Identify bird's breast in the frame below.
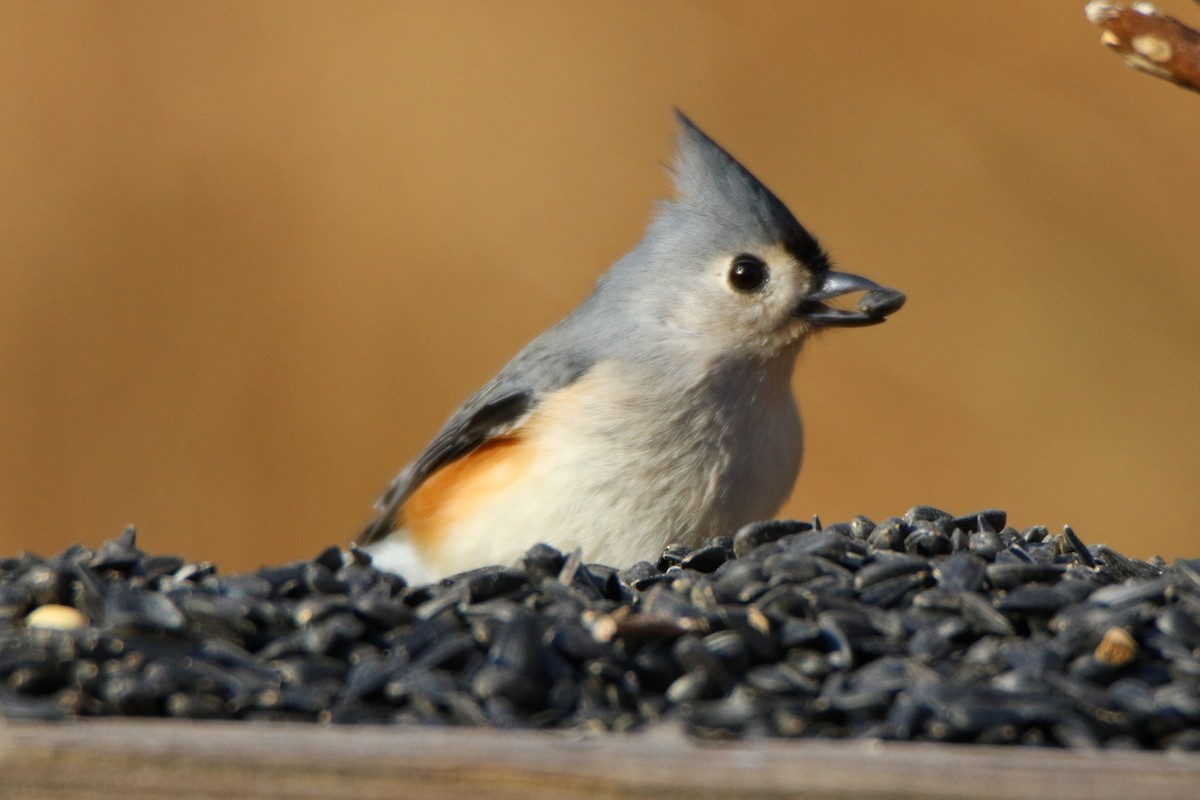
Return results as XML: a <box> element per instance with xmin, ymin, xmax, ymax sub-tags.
<box><xmin>416</xmin><ymin>357</ymin><xmax>803</xmax><ymax>574</ymax></box>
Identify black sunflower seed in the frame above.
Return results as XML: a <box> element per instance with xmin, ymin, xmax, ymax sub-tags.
<box><xmin>0</xmin><ymin>511</ymin><xmax>1194</xmax><ymax>750</ymax></box>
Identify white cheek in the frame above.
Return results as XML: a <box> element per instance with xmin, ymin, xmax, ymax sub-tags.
<box><xmin>670</xmin><ymin>250</ymin><xmax>812</xmax><ymax>350</ymax></box>
<box><xmin>749</xmin><ymin>268</ymin><xmax>801</xmax><ymax>329</ymax></box>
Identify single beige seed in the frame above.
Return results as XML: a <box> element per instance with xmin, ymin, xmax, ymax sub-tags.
<box><xmin>26</xmin><ymin>603</ymin><xmax>87</xmax><ymax>631</ymax></box>
<box><xmin>1094</xmin><ymin>626</ymin><xmax>1137</xmax><ymax>666</ymax></box>
<box><xmin>586</xmin><ymin>611</ymin><xmax>618</xmax><ymax>642</ymax></box>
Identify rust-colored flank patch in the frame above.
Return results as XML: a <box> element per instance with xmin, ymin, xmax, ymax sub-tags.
<box><xmin>398</xmin><ymin>434</ymin><xmax>531</xmax><ymax>549</ymax></box>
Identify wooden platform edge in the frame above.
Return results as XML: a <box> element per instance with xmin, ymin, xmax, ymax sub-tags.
<box><xmin>0</xmin><ymin>719</ymin><xmax>1197</xmax><ymax>800</ymax></box>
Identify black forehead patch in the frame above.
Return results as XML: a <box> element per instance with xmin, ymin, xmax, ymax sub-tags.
<box><xmin>781</xmin><ymin>222</ymin><xmax>831</xmax><ymax>274</ymax></box>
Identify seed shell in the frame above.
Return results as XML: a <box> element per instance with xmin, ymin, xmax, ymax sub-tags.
<box><xmin>0</xmin><ymin>512</ymin><xmax>1197</xmax><ymax>750</ymax></box>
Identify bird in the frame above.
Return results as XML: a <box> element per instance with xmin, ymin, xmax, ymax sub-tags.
<box><xmin>356</xmin><ymin>111</ymin><xmax>904</xmax><ymax>583</ymax></box>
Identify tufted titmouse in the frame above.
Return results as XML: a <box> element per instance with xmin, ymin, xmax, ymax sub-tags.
<box><xmin>357</xmin><ymin>111</ymin><xmax>904</xmax><ymax>582</ymax></box>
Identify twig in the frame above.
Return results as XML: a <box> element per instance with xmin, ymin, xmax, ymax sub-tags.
<box><xmin>1085</xmin><ymin>1</ymin><xmax>1200</xmax><ymax>93</ymax></box>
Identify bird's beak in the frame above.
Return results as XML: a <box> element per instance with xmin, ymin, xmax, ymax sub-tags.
<box><xmin>795</xmin><ymin>270</ymin><xmax>906</xmax><ymax>328</ymax></box>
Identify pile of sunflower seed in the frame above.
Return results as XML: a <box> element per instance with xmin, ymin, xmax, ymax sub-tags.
<box><xmin>2</xmin><ymin>507</ymin><xmax>1198</xmax><ymax>750</ymax></box>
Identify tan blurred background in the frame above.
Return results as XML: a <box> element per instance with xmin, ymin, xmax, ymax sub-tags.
<box><xmin>1</xmin><ymin>1</ymin><xmax>1198</xmax><ymax>571</ymax></box>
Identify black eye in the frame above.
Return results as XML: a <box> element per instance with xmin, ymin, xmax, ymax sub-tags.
<box><xmin>728</xmin><ymin>254</ymin><xmax>768</xmax><ymax>293</ymax></box>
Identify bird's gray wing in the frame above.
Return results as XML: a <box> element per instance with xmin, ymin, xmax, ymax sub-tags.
<box><xmin>356</xmin><ymin>340</ymin><xmax>594</xmax><ymax>546</ymax></box>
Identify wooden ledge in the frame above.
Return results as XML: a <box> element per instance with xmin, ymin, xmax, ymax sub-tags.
<box><xmin>1</xmin><ymin>719</ymin><xmax>1198</xmax><ymax>800</ymax></box>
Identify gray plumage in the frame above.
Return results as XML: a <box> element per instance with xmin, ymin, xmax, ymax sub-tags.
<box><xmin>358</xmin><ymin>111</ymin><xmax>903</xmax><ymax>579</ymax></box>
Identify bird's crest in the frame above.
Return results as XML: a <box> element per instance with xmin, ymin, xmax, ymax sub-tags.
<box><xmin>668</xmin><ymin>110</ymin><xmax>828</xmax><ymax>271</ymax></box>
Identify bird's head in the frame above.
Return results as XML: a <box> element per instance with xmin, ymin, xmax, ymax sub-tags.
<box><xmin>602</xmin><ymin>111</ymin><xmax>904</xmax><ymax>364</ymax></box>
